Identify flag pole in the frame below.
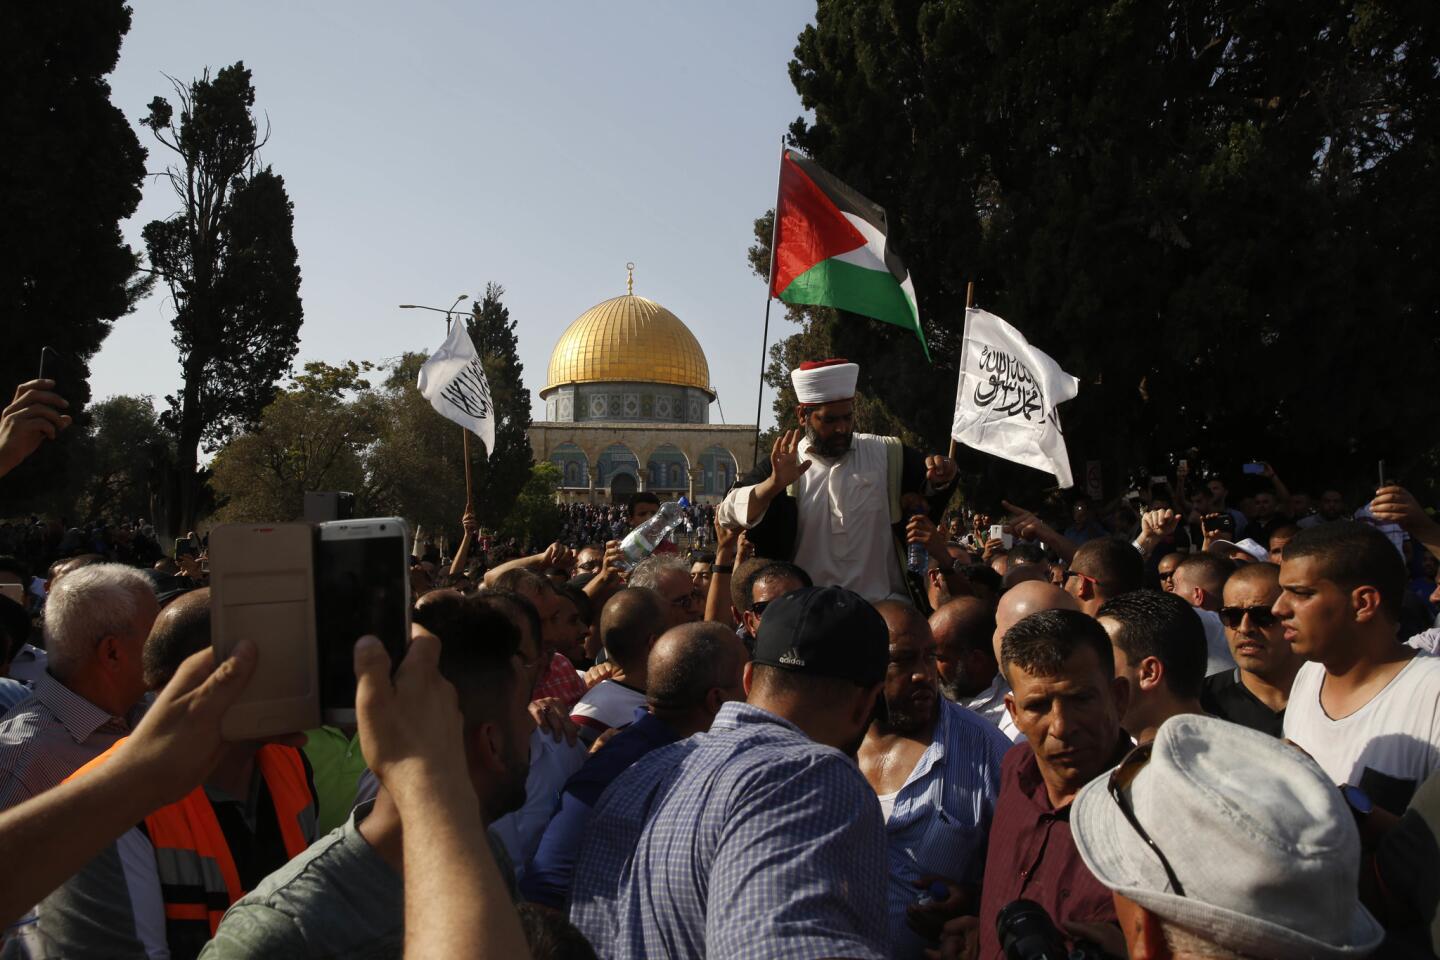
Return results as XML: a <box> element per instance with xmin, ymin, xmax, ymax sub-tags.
<box><xmin>752</xmin><ymin>138</ymin><xmax>786</xmax><ymax>472</ymax></box>
<box><xmin>447</xmin><ymin>311</ymin><xmax>476</xmax><ymax>519</ymax></box>
<box><xmin>947</xmin><ymin>281</ymin><xmax>976</xmax><ymax>462</ymax></box>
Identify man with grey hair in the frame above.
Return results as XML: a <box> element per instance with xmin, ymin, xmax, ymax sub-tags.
<box><xmin>0</xmin><ymin>563</ymin><xmax>158</xmax><ymax>808</ymax></box>
<box><xmin>627</xmin><ymin>555</ymin><xmax>700</xmax><ymax>630</ymax></box>
<box><xmin>1072</xmin><ymin>714</ymin><xmax>1383</xmax><ymax>959</ymax></box>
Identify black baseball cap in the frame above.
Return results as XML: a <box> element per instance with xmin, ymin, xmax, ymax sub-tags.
<box><xmin>751</xmin><ymin>585</ymin><xmax>888</xmax><ymax>687</ymax></box>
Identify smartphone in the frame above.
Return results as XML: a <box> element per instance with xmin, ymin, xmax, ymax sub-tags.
<box><xmin>1242</xmin><ymin>462</ymin><xmax>1265</xmax><ymax>475</ymax></box>
<box><xmin>1178</xmin><ymin>459</ymin><xmax>1188</xmax><ymax>471</ymax></box>
<box><xmin>1378</xmin><ymin>460</ymin><xmax>1391</xmax><ymax>490</ymax></box>
<box><xmin>1149</xmin><ymin>475</ymin><xmax>1168</xmax><ymax>485</ymax></box>
<box><xmin>174</xmin><ymin>537</ymin><xmax>198</xmax><ymax>559</ymax></box>
<box><xmin>0</xmin><ymin>583</ymin><xmax>24</xmax><ymax>607</ymax></box>
<box><xmin>210</xmin><ymin>523</ymin><xmax>321</xmax><ymax>740</ymax></box>
<box><xmin>38</xmin><ymin>346</ymin><xmax>61</xmax><ymax>381</ymax></box>
<box><xmin>314</xmin><ymin>518</ymin><xmax>411</xmax><ymax>726</ymax></box>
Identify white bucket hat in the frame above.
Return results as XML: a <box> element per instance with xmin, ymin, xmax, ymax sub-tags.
<box><xmin>1206</xmin><ymin>537</ymin><xmax>1269</xmax><ymax>562</ymax></box>
<box><xmin>1072</xmin><ymin>714</ymin><xmax>1384</xmax><ymax>960</ymax></box>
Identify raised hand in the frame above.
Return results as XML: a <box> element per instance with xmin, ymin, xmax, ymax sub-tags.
<box><xmin>1141</xmin><ymin>508</ymin><xmax>1180</xmax><ymax>538</ymax></box>
<box><xmin>0</xmin><ymin>379</ymin><xmax>72</xmax><ymax>478</ymax></box>
<box><xmin>924</xmin><ymin>454</ymin><xmax>957</xmax><ymax>488</ymax></box>
<box><xmin>770</xmin><ymin>429</ymin><xmax>813</xmax><ymax>488</ymax></box>
<box><xmin>1371</xmin><ymin>485</ymin><xmax>1437</xmax><ymax>535</ymax></box>
<box><xmin>906</xmin><ymin>513</ymin><xmax>950</xmax><ymax>561</ymax></box>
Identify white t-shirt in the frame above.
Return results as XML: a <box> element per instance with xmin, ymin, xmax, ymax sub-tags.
<box><xmin>569</xmin><ymin>679</ymin><xmax>647</xmax><ymax>744</ymax></box>
<box><xmin>877</xmin><ymin>788</ymin><xmax>900</xmax><ymax>822</ymax></box>
<box><xmin>1194</xmin><ymin>607</ymin><xmax>1237</xmax><ymax>677</ymax></box>
<box><xmin>1283</xmin><ymin>656</ymin><xmax>1440</xmax><ymax>811</ymax></box>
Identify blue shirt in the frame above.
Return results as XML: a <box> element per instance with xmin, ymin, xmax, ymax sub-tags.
<box><xmin>883</xmin><ymin>699</ymin><xmax>1012</xmax><ymax>959</ymax></box>
<box><xmin>521</xmin><ymin>707</ymin><xmax>681</xmax><ymax>908</ymax></box>
<box><xmin>569</xmin><ymin>701</ymin><xmax>888</xmax><ymax>960</ymax></box>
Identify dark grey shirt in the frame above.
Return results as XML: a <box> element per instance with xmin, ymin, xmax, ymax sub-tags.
<box><xmin>199</xmin><ymin>801</ymin><xmax>517</xmax><ymax>960</ymax></box>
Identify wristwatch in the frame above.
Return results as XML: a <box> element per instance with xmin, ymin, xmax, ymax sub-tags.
<box><xmin>710</xmin><ymin>563</ymin><xmax>733</xmax><ymax>575</ymax></box>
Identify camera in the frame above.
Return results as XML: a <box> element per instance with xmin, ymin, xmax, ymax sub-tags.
<box><xmin>996</xmin><ymin>899</ymin><xmax>1106</xmax><ymax>960</ymax></box>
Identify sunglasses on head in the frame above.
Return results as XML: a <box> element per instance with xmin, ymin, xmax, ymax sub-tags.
<box><xmin>1108</xmin><ymin>741</ymin><xmax>1186</xmax><ymax>896</ymax></box>
<box><xmin>1218</xmin><ymin>605</ymin><xmax>1277</xmax><ymax>629</ymax></box>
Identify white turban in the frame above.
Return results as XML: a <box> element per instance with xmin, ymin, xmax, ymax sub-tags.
<box><xmin>790</xmin><ymin>359</ymin><xmax>859</xmax><ymax>405</ymax></box>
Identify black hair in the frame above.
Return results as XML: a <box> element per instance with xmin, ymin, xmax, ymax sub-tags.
<box><xmin>413</xmin><ymin>593</ymin><xmax>522</xmax><ymax>727</ymax></box>
<box><xmin>473</xmin><ymin>589</ymin><xmax>542</xmax><ymax>661</ymax></box>
<box><xmin>961</xmin><ymin>563</ymin><xmax>1002</xmax><ymax>595</ymax></box>
<box><xmin>741</xmin><ymin>561</ymin><xmax>813</xmax><ymax>611</ymax></box>
<box><xmin>492</xmin><ymin>566</ymin><xmax>551</xmax><ymax>597</ymax></box>
<box><xmin>1096</xmin><ymin>589</ymin><xmax>1208</xmax><ymax>699</ymax></box>
<box><xmin>557</xmin><ymin>582</ymin><xmax>593</xmax><ymax>625</ymax></box>
<box><xmin>1174</xmin><ymin>553</ymin><xmax>1235</xmax><ymax>596</ymax></box>
<box><xmin>1071</xmin><ymin>537</ymin><xmax>1144</xmax><ymax>599</ymax></box>
<box><xmin>516</xmin><ymin>904</ymin><xmax>599</xmax><ymax>960</ymax></box>
<box><xmin>1001</xmin><ymin>608</ymin><xmax>1115</xmax><ymax>679</ymax></box>
<box><xmin>1283</xmin><ymin>521</ymin><xmax>1407</xmax><ymax>620</ymax></box>
<box><xmin>626</xmin><ymin>491</ymin><xmax>661</xmax><ymax>519</ymax></box>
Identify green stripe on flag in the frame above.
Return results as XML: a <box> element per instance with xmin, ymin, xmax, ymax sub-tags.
<box><xmin>778</xmin><ymin>258</ymin><xmax>929</xmax><ymax>360</ymax></box>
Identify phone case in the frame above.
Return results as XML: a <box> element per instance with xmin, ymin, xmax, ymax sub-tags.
<box><xmin>210</xmin><ymin>523</ymin><xmax>321</xmax><ymax>740</ymax></box>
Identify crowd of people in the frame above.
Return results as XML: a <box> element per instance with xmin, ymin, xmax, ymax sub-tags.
<box><xmin>1</xmin><ymin>356</ymin><xmax>1439</xmax><ymax>960</ymax></box>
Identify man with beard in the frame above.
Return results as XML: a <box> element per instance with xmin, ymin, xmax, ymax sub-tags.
<box><xmin>202</xmin><ymin>593</ymin><xmax>534</xmax><ymax>958</ymax></box>
<box><xmin>1201</xmin><ymin>562</ymin><xmax>1305</xmax><ymax>737</ymax></box>
<box><xmin>858</xmin><ymin>602</ymin><xmax>1010</xmax><ymax>959</ymax></box>
<box><xmin>570</xmin><ymin>587</ymin><xmax>890</xmax><ymax>959</ymax></box>
<box><xmin>717</xmin><ymin>359</ymin><xmax>956</xmax><ymax>603</ymax></box>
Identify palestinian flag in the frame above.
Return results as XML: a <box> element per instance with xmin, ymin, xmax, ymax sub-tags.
<box><xmin>770</xmin><ymin>150</ymin><xmax>928</xmax><ymax>360</ymax></box>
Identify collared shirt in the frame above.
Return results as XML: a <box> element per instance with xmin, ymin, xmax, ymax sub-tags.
<box><xmin>532</xmin><ymin>651</ymin><xmax>586</xmax><ymax>708</ymax></box>
<box><xmin>522</xmin><ymin>707</ymin><xmax>680</xmax><ymax>908</ymax></box>
<box><xmin>956</xmin><ymin>674</ymin><xmax>1023</xmax><ymax>743</ymax></box>
<box><xmin>884</xmin><ymin>700</ymin><xmax>1012</xmax><ymax>959</ymax></box>
<box><xmin>569</xmin><ymin>701</ymin><xmax>888</xmax><ymax>960</ymax></box>
<box><xmin>720</xmin><ymin>433</ymin><xmax>906</xmax><ymax>603</ymax></box>
<box><xmin>976</xmin><ymin>741</ymin><xmax>1123</xmax><ymax>960</ymax></box>
<box><xmin>6</xmin><ymin>644</ymin><xmax>48</xmax><ymax>686</ymax></box>
<box><xmin>569</xmin><ymin>679</ymin><xmax>647</xmax><ymax>745</ymax></box>
<box><xmin>302</xmin><ymin>725</ymin><xmax>369</xmax><ymax>835</ymax></box>
<box><xmin>0</xmin><ymin>673</ymin><xmax>137</xmax><ymax>810</ymax></box>
<box><xmin>1201</xmin><ymin>668</ymin><xmax>1285</xmax><ymax>738</ymax></box>
<box><xmin>491</xmin><ymin>727</ymin><xmax>589</xmax><ymax>872</ymax></box>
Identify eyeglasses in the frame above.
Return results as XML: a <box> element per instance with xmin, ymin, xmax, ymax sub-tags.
<box><xmin>748</xmin><ymin>600</ymin><xmax>770</xmax><ymax>618</ymax></box>
<box><xmin>1218</xmin><ymin>605</ymin><xmax>1278</xmax><ymax>629</ymax></box>
<box><xmin>1108</xmin><ymin>742</ymin><xmax>1186</xmax><ymax>896</ymax></box>
<box><xmin>1062</xmin><ymin>569</ymin><xmax>1097</xmax><ymax>589</ymax></box>
<box><xmin>575</xmin><ymin>561</ymin><xmax>601</xmax><ymax>572</ymax></box>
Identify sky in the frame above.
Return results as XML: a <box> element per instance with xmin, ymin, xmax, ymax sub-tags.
<box><xmin>93</xmin><ymin>0</ymin><xmax>817</xmax><ymax>432</ymax></box>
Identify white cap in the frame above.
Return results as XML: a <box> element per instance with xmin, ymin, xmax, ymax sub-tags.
<box><xmin>1207</xmin><ymin>538</ymin><xmax>1268</xmax><ymax>562</ymax></box>
<box><xmin>790</xmin><ymin>358</ymin><xmax>858</xmax><ymax>405</ymax></box>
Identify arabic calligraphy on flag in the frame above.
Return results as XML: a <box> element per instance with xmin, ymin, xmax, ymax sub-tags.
<box><xmin>417</xmin><ymin>320</ymin><xmax>496</xmax><ymax>453</ymax></box>
<box><xmin>951</xmin><ymin>308</ymin><xmax>1079</xmax><ymax>487</ymax></box>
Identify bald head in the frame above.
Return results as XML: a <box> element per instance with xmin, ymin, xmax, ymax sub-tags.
<box><xmin>993</xmin><ymin>581</ymin><xmax>1080</xmax><ymax>663</ymax></box>
<box><xmin>931</xmin><ymin>596</ymin><xmax>998</xmax><ymax>700</ymax></box>
<box><xmin>646</xmin><ymin>621</ymin><xmax>748</xmax><ymax>729</ymax></box>
<box><xmin>143</xmin><ymin>588</ymin><xmax>211</xmax><ymax>689</ymax></box>
<box><xmin>599</xmin><ymin>587</ymin><xmax>667</xmax><ymax>672</ymax></box>
<box><xmin>874</xmin><ymin>599</ymin><xmax>930</xmax><ymax>640</ymax></box>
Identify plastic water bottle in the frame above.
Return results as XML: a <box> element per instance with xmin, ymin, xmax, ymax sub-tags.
<box><xmin>906</xmin><ymin>507</ymin><xmax>929</xmax><ymax>574</ymax></box>
<box><xmin>617</xmin><ymin>501</ymin><xmax>685</xmax><ymax>570</ymax></box>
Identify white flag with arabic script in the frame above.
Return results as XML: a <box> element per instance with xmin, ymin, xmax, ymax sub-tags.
<box><xmin>950</xmin><ymin>307</ymin><xmax>1079</xmax><ymax>487</ymax></box>
<box><xmin>417</xmin><ymin>321</ymin><xmax>496</xmax><ymax>453</ymax></box>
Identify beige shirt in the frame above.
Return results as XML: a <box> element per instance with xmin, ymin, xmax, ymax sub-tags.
<box><xmin>718</xmin><ymin>433</ymin><xmax>906</xmax><ymax>603</ymax></box>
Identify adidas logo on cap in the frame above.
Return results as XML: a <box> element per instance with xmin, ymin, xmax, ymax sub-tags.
<box><xmin>778</xmin><ymin>648</ymin><xmax>806</xmax><ymax>667</ymax></box>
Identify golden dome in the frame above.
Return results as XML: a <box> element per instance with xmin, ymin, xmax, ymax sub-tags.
<box><xmin>544</xmin><ymin>287</ymin><xmax>713</xmax><ymax>397</ymax></box>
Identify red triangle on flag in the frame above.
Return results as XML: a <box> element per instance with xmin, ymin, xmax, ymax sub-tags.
<box><xmin>770</xmin><ymin>151</ymin><xmax>866</xmax><ymax>298</ymax></box>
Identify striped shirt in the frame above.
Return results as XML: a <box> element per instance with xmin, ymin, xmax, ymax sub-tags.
<box><xmin>569</xmin><ymin>701</ymin><xmax>888</xmax><ymax>960</ymax></box>
<box><xmin>0</xmin><ymin>673</ymin><xmax>137</xmax><ymax>810</ymax></box>
<box><xmin>882</xmin><ymin>699</ymin><xmax>1011</xmax><ymax>959</ymax></box>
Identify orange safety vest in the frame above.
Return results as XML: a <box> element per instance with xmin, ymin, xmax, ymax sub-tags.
<box><xmin>66</xmin><ymin>741</ymin><xmax>316</xmax><ymax>941</ymax></box>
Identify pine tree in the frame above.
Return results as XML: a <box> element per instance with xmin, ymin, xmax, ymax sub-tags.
<box><xmin>465</xmin><ymin>283</ymin><xmax>534</xmax><ymax>531</ymax></box>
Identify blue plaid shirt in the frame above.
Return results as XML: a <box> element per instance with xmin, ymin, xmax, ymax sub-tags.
<box><xmin>883</xmin><ymin>699</ymin><xmax>1012</xmax><ymax>959</ymax></box>
<box><xmin>569</xmin><ymin>701</ymin><xmax>888</xmax><ymax>960</ymax></box>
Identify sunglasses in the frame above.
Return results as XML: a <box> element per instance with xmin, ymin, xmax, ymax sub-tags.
<box><xmin>748</xmin><ymin>600</ymin><xmax>771</xmax><ymax>618</ymax></box>
<box><xmin>1108</xmin><ymin>742</ymin><xmax>1186</xmax><ymax>896</ymax></box>
<box><xmin>1062</xmin><ymin>569</ymin><xmax>1097</xmax><ymax>588</ymax></box>
<box><xmin>1218</xmin><ymin>605</ymin><xmax>1277</xmax><ymax>629</ymax></box>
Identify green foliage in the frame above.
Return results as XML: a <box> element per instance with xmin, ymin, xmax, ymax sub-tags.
<box><xmin>75</xmin><ymin>396</ymin><xmax>174</xmax><ymax>525</ymax></box>
<box><xmin>765</xmin><ymin>0</ymin><xmax>1440</xmax><ymax>500</ymax></box>
<box><xmin>0</xmin><ymin>1</ymin><xmax>151</xmax><ymax>507</ymax></box>
<box><xmin>464</xmin><ymin>284</ymin><xmax>535</xmax><ymax>529</ymax></box>
<box><xmin>498</xmin><ymin>463</ymin><xmax>563</xmax><ymax>546</ymax></box>
<box><xmin>142</xmin><ymin>62</ymin><xmax>303</xmax><ymax>533</ymax></box>
<box><xmin>209</xmin><ymin>362</ymin><xmax>379</xmax><ymax>523</ymax></box>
